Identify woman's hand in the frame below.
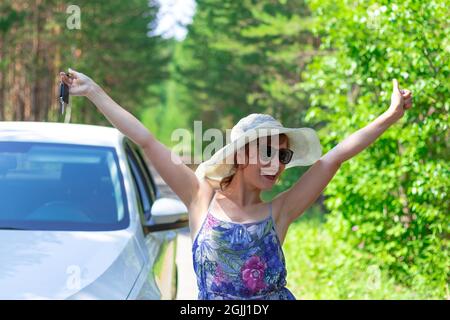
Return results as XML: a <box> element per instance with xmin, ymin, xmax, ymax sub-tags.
<box><xmin>59</xmin><ymin>68</ymin><xmax>98</xmax><ymax>97</ymax></box>
<box><xmin>385</xmin><ymin>79</ymin><xmax>413</xmax><ymax>122</ymax></box>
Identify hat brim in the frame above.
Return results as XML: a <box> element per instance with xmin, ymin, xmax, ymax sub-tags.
<box><xmin>195</xmin><ymin>126</ymin><xmax>322</xmax><ymax>182</ymax></box>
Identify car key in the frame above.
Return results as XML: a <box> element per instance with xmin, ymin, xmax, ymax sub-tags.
<box><xmin>59</xmin><ymin>73</ymin><xmax>70</xmax><ymax>114</ymax></box>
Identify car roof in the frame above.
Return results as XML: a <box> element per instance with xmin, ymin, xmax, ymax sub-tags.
<box><xmin>0</xmin><ymin>121</ymin><xmax>126</xmax><ymax>148</ymax></box>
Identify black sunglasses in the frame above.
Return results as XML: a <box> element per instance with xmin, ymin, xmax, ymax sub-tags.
<box><xmin>258</xmin><ymin>144</ymin><xmax>294</xmax><ymax>165</ymax></box>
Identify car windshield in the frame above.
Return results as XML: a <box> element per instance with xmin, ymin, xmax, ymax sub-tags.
<box><xmin>0</xmin><ymin>142</ymin><xmax>129</xmax><ymax>231</ymax></box>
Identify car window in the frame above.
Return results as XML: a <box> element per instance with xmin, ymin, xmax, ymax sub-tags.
<box><xmin>132</xmin><ymin>146</ymin><xmax>158</xmax><ymax>201</ymax></box>
<box><xmin>0</xmin><ymin>142</ymin><xmax>129</xmax><ymax>231</ymax></box>
<box><xmin>125</xmin><ymin>144</ymin><xmax>152</xmax><ymax>221</ymax></box>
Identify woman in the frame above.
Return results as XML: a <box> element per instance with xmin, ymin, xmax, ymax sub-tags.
<box><xmin>59</xmin><ymin>69</ymin><xmax>413</xmax><ymax>300</ymax></box>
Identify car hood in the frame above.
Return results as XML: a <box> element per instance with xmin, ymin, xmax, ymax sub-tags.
<box><xmin>0</xmin><ymin>229</ymin><xmax>144</xmax><ymax>299</ymax></box>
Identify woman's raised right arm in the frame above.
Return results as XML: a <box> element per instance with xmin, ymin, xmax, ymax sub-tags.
<box><xmin>60</xmin><ymin>68</ymin><xmax>203</xmax><ymax>207</ymax></box>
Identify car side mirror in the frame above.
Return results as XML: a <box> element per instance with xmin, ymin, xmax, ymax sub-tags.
<box><xmin>143</xmin><ymin>197</ymin><xmax>188</xmax><ymax>232</ymax></box>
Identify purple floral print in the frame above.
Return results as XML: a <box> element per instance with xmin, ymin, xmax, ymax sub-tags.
<box><xmin>192</xmin><ymin>201</ymin><xmax>296</xmax><ymax>300</ymax></box>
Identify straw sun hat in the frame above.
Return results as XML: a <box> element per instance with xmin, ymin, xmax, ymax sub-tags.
<box><xmin>194</xmin><ymin>113</ymin><xmax>322</xmax><ymax>184</ymax></box>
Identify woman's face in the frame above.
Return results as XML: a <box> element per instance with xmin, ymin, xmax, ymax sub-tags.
<box><xmin>240</xmin><ymin>136</ymin><xmax>289</xmax><ymax>190</ymax></box>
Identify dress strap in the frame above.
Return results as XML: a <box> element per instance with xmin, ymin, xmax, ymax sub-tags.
<box><xmin>192</xmin><ymin>191</ymin><xmax>218</xmax><ymax>245</ymax></box>
<box><xmin>269</xmin><ymin>201</ymin><xmax>273</xmax><ymax>217</ymax></box>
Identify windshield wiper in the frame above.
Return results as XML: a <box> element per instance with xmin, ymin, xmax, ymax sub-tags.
<box><xmin>0</xmin><ymin>227</ymin><xmax>27</xmax><ymax>230</ymax></box>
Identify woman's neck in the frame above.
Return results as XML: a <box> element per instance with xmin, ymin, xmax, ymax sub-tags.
<box><xmin>218</xmin><ymin>171</ymin><xmax>261</xmax><ymax>207</ymax></box>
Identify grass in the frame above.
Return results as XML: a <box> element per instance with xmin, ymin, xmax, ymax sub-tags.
<box><xmin>282</xmin><ymin>205</ymin><xmax>444</xmax><ymax>299</ymax></box>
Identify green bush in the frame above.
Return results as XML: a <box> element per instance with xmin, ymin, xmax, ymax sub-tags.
<box><xmin>172</xmin><ymin>0</ymin><xmax>448</xmax><ymax>298</ymax></box>
<box><xmin>298</xmin><ymin>0</ymin><xmax>449</xmax><ymax>296</ymax></box>
<box><xmin>284</xmin><ymin>208</ymin><xmax>447</xmax><ymax>299</ymax></box>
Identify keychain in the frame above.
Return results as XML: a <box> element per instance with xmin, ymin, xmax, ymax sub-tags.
<box><xmin>58</xmin><ymin>73</ymin><xmax>70</xmax><ymax>115</ymax></box>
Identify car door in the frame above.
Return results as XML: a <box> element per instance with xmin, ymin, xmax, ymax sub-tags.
<box><xmin>124</xmin><ymin>141</ymin><xmax>178</xmax><ymax>300</ymax></box>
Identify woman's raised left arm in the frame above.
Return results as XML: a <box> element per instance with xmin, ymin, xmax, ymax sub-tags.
<box><xmin>321</xmin><ymin>79</ymin><xmax>412</xmax><ymax>165</ymax></box>
<box><xmin>274</xmin><ymin>79</ymin><xmax>413</xmax><ymax>224</ymax></box>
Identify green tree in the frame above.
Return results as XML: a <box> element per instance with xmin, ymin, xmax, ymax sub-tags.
<box><xmin>57</xmin><ymin>0</ymin><xmax>171</xmax><ymax>125</ymax></box>
<box><xmin>0</xmin><ymin>0</ymin><xmax>171</xmax><ymax>124</ymax></box>
<box><xmin>301</xmin><ymin>0</ymin><xmax>449</xmax><ymax>296</ymax></box>
<box><xmin>174</xmin><ymin>0</ymin><xmax>319</xmax><ymax>129</ymax></box>
<box><xmin>174</xmin><ymin>0</ymin><xmax>448</xmax><ymax>298</ymax></box>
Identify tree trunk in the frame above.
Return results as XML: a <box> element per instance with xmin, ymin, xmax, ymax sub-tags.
<box><xmin>0</xmin><ymin>33</ymin><xmax>5</xmax><ymax>120</ymax></box>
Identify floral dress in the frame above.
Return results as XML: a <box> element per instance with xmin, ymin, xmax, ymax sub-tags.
<box><xmin>192</xmin><ymin>192</ymin><xmax>296</xmax><ymax>300</ymax></box>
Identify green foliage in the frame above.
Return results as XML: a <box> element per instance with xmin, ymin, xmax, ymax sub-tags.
<box><xmin>0</xmin><ymin>3</ymin><xmax>25</xmax><ymax>33</ymax></box>
<box><xmin>174</xmin><ymin>0</ymin><xmax>318</xmax><ymax>136</ymax></box>
<box><xmin>56</xmin><ymin>0</ymin><xmax>172</xmax><ymax>125</ymax></box>
<box><xmin>284</xmin><ymin>208</ymin><xmax>446</xmax><ymax>299</ymax></box>
<box><xmin>141</xmin><ymin>41</ymin><xmax>192</xmax><ymax>147</ymax></box>
<box><xmin>0</xmin><ymin>0</ymin><xmax>171</xmax><ymax>123</ymax></box>
<box><xmin>177</xmin><ymin>0</ymin><xmax>449</xmax><ymax>298</ymax></box>
<box><xmin>301</xmin><ymin>0</ymin><xmax>449</xmax><ymax>295</ymax></box>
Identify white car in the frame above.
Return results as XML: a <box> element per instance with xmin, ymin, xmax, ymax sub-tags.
<box><xmin>0</xmin><ymin>121</ymin><xmax>189</xmax><ymax>299</ymax></box>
